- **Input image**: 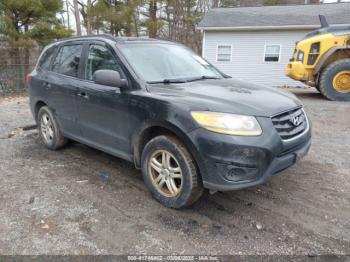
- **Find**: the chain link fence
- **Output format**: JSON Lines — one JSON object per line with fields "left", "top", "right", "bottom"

{"left": 0, "top": 48, "right": 40, "bottom": 96}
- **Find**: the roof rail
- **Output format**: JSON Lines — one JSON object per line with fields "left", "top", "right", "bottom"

{"left": 58, "top": 34, "right": 117, "bottom": 42}
{"left": 54, "top": 34, "right": 162, "bottom": 44}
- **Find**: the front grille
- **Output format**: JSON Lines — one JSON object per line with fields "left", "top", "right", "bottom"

{"left": 272, "top": 107, "right": 308, "bottom": 140}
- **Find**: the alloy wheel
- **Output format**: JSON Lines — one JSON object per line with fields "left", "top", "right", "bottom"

{"left": 148, "top": 150, "right": 183, "bottom": 197}
{"left": 40, "top": 113, "right": 54, "bottom": 144}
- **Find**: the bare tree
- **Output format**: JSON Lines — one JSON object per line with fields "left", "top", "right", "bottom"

{"left": 148, "top": 0, "right": 158, "bottom": 38}
{"left": 65, "top": 0, "right": 71, "bottom": 29}
{"left": 86, "top": 0, "right": 92, "bottom": 34}
{"left": 212, "top": 0, "right": 220, "bottom": 7}
{"left": 73, "top": 0, "right": 82, "bottom": 36}
{"left": 77, "top": 0, "right": 97, "bottom": 34}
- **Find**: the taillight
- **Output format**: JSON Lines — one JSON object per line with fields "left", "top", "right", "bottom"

{"left": 25, "top": 74, "right": 32, "bottom": 89}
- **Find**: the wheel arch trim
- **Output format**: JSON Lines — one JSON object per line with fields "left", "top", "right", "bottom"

{"left": 132, "top": 121, "right": 205, "bottom": 175}
{"left": 314, "top": 46, "right": 350, "bottom": 76}
{"left": 33, "top": 99, "right": 49, "bottom": 121}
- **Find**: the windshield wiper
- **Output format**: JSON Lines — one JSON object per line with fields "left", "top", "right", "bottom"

{"left": 147, "top": 78, "right": 188, "bottom": 84}
{"left": 185, "top": 75, "right": 221, "bottom": 82}
{"left": 147, "top": 76, "right": 221, "bottom": 84}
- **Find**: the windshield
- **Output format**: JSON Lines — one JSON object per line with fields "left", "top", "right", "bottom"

{"left": 119, "top": 43, "right": 224, "bottom": 83}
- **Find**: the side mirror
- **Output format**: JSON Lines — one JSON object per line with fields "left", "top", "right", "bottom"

{"left": 93, "top": 70, "right": 128, "bottom": 88}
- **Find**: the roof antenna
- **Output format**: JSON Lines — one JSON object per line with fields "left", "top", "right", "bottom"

{"left": 319, "top": 15, "right": 329, "bottom": 28}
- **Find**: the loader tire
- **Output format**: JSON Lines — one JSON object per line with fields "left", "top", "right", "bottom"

{"left": 319, "top": 59, "right": 350, "bottom": 101}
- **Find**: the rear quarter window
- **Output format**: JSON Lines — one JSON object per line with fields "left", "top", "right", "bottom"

{"left": 38, "top": 46, "right": 57, "bottom": 71}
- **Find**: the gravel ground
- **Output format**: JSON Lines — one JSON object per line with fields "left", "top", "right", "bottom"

{"left": 0, "top": 89, "right": 349, "bottom": 256}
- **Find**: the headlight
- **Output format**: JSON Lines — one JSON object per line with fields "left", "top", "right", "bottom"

{"left": 191, "top": 111, "right": 262, "bottom": 136}
{"left": 297, "top": 51, "right": 304, "bottom": 62}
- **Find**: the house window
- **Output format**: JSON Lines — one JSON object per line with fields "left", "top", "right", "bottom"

{"left": 217, "top": 45, "right": 232, "bottom": 62}
{"left": 264, "top": 45, "right": 281, "bottom": 62}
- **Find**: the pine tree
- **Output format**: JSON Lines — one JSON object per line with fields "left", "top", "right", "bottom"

{"left": 0, "top": 0, "right": 72, "bottom": 48}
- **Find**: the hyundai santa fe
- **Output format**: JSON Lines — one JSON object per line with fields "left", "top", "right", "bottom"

{"left": 28, "top": 35, "right": 312, "bottom": 208}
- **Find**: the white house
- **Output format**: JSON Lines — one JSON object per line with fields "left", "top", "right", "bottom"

{"left": 198, "top": 3, "right": 350, "bottom": 87}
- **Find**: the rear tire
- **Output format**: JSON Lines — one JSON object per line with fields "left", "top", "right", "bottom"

{"left": 319, "top": 59, "right": 350, "bottom": 101}
{"left": 37, "top": 106, "right": 67, "bottom": 150}
{"left": 141, "top": 135, "right": 203, "bottom": 209}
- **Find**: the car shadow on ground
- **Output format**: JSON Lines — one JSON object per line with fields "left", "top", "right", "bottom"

{"left": 24, "top": 132, "right": 286, "bottom": 226}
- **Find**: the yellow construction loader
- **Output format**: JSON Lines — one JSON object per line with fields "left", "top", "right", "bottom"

{"left": 286, "top": 15, "right": 350, "bottom": 101}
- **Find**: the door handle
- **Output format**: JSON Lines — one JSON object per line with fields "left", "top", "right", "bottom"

{"left": 77, "top": 92, "right": 89, "bottom": 100}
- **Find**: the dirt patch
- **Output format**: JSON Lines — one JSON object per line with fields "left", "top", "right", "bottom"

{"left": 0, "top": 89, "right": 349, "bottom": 255}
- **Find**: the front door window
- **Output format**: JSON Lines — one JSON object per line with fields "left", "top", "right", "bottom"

{"left": 85, "top": 45, "right": 124, "bottom": 81}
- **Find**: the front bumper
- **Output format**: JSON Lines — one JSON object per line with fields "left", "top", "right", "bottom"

{"left": 188, "top": 116, "right": 312, "bottom": 191}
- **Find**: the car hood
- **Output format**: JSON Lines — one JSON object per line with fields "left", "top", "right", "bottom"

{"left": 147, "top": 78, "right": 302, "bottom": 117}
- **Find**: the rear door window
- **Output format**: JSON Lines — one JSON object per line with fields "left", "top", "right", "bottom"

{"left": 52, "top": 44, "right": 83, "bottom": 77}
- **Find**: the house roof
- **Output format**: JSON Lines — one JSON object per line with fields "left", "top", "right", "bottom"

{"left": 198, "top": 3, "right": 350, "bottom": 31}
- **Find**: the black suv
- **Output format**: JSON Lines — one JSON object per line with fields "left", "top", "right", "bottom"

{"left": 28, "top": 35, "right": 311, "bottom": 208}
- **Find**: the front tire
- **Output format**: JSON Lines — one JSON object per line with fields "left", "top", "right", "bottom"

{"left": 319, "top": 59, "right": 350, "bottom": 101}
{"left": 141, "top": 135, "right": 203, "bottom": 209}
{"left": 37, "top": 106, "right": 67, "bottom": 150}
